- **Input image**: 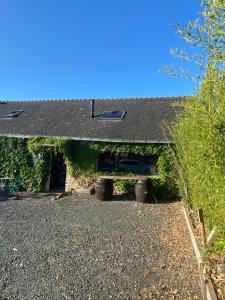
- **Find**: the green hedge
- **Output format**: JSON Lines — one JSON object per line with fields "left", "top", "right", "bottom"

{"left": 172, "top": 65, "right": 225, "bottom": 244}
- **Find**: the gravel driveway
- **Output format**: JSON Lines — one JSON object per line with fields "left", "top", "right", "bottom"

{"left": 0, "top": 194, "right": 201, "bottom": 300}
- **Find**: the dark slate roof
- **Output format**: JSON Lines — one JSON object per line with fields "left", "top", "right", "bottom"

{"left": 0, "top": 97, "right": 187, "bottom": 143}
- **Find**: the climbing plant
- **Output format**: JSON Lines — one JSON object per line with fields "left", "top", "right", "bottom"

{"left": 71, "top": 142, "right": 176, "bottom": 195}
{"left": 28, "top": 137, "right": 70, "bottom": 155}
{"left": 0, "top": 136, "right": 175, "bottom": 196}
{"left": 0, "top": 137, "right": 50, "bottom": 192}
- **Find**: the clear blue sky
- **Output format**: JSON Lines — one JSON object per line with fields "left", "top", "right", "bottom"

{"left": 0, "top": 0, "right": 201, "bottom": 100}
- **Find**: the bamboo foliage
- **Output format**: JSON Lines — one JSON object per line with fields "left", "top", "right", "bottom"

{"left": 172, "top": 66, "right": 225, "bottom": 238}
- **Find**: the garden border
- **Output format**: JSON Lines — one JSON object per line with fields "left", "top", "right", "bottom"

{"left": 183, "top": 204, "right": 218, "bottom": 300}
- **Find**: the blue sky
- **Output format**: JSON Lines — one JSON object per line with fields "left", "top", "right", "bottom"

{"left": 0, "top": 0, "right": 201, "bottom": 100}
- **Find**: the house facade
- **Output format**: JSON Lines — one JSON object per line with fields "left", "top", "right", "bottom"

{"left": 0, "top": 97, "right": 186, "bottom": 193}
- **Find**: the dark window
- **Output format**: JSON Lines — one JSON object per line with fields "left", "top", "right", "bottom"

{"left": 2, "top": 110, "right": 24, "bottom": 119}
{"left": 98, "top": 152, "right": 159, "bottom": 175}
{"left": 100, "top": 111, "right": 126, "bottom": 120}
{"left": 98, "top": 152, "right": 118, "bottom": 171}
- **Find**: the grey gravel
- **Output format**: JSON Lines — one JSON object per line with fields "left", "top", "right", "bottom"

{"left": 0, "top": 194, "right": 201, "bottom": 300}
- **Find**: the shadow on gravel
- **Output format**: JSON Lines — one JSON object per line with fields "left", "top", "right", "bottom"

{"left": 1, "top": 191, "right": 180, "bottom": 204}
{"left": 151, "top": 195, "right": 181, "bottom": 204}
{"left": 0, "top": 197, "right": 8, "bottom": 202}
{"left": 20, "top": 192, "right": 57, "bottom": 199}
{"left": 110, "top": 193, "right": 180, "bottom": 204}
{"left": 0, "top": 192, "right": 58, "bottom": 202}
{"left": 111, "top": 193, "right": 136, "bottom": 201}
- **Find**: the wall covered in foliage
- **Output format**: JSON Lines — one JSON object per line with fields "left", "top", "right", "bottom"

{"left": 0, "top": 137, "right": 50, "bottom": 192}
{"left": 0, "top": 136, "right": 175, "bottom": 196}
{"left": 67, "top": 142, "right": 175, "bottom": 195}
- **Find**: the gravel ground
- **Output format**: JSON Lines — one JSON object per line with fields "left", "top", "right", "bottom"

{"left": 0, "top": 193, "right": 201, "bottom": 300}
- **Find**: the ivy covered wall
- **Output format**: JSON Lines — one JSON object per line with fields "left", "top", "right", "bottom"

{"left": 0, "top": 137, "right": 50, "bottom": 192}
{"left": 66, "top": 141, "right": 175, "bottom": 195}
{"left": 0, "top": 136, "right": 175, "bottom": 196}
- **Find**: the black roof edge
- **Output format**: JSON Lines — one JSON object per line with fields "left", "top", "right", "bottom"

{"left": 0, "top": 133, "right": 173, "bottom": 144}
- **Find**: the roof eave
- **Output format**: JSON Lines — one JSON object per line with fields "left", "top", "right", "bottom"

{"left": 0, "top": 133, "right": 173, "bottom": 144}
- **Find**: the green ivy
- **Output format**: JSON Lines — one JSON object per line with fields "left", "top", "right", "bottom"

{"left": 28, "top": 137, "right": 70, "bottom": 155}
{"left": 70, "top": 142, "right": 176, "bottom": 195}
{"left": 67, "top": 142, "right": 98, "bottom": 177}
{"left": 90, "top": 142, "right": 165, "bottom": 156}
{"left": 0, "top": 136, "right": 175, "bottom": 196}
{"left": 90, "top": 142, "right": 175, "bottom": 183}
{"left": 0, "top": 137, "right": 50, "bottom": 192}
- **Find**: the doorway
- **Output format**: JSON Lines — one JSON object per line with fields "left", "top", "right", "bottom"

{"left": 50, "top": 152, "right": 66, "bottom": 191}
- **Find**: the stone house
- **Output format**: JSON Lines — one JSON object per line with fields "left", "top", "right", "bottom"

{"left": 0, "top": 97, "right": 186, "bottom": 192}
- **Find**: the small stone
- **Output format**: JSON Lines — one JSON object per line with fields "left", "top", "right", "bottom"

{"left": 217, "top": 263, "right": 225, "bottom": 274}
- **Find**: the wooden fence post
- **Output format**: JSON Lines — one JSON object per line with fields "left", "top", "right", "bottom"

{"left": 198, "top": 208, "right": 206, "bottom": 248}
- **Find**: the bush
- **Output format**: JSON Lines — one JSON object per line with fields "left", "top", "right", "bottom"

{"left": 172, "top": 65, "right": 225, "bottom": 238}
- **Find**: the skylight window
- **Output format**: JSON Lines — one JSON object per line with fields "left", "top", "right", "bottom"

{"left": 100, "top": 111, "right": 126, "bottom": 120}
{"left": 2, "top": 110, "right": 24, "bottom": 119}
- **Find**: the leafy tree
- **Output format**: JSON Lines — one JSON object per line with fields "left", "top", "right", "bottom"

{"left": 163, "top": 0, "right": 225, "bottom": 81}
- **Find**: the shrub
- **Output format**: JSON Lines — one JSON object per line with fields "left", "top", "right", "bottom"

{"left": 172, "top": 65, "right": 225, "bottom": 238}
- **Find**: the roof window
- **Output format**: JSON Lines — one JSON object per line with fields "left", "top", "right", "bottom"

{"left": 2, "top": 110, "right": 24, "bottom": 119}
{"left": 100, "top": 111, "right": 126, "bottom": 120}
